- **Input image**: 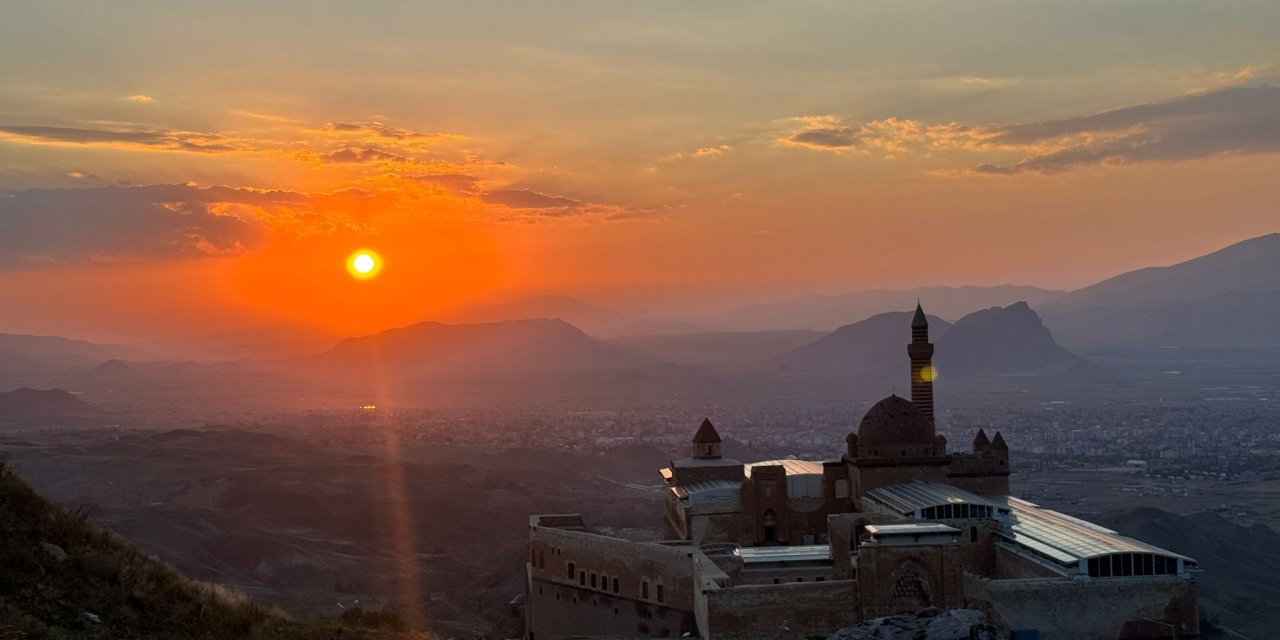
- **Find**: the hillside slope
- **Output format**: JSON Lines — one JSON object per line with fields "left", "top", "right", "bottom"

{"left": 0, "top": 460, "right": 422, "bottom": 639}
{"left": 1101, "top": 507, "right": 1279, "bottom": 640}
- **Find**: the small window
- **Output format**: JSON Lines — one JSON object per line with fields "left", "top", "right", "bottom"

{"left": 656, "top": 584, "right": 665, "bottom": 603}
{"left": 816, "top": 577, "right": 825, "bottom": 582}
{"left": 773, "top": 578, "right": 780, "bottom": 584}
{"left": 641, "top": 580, "right": 650, "bottom": 600}
{"left": 970, "top": 526, "right": 978, "bottom": 543}
{"left": 613, "top": 577, "right": 619, "bottom": 593}
{"left": 567, "top": 562, "right": 575, "bottom": 580}
{"left": 579, "top": 571, "right": 586, "bottom": 586}
{"left": 591, "top": 573, "right": 597, "bottom": 588}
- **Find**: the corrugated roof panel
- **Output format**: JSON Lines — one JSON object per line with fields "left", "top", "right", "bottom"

{"left": 997, "top": 496, "right": 1194, "bottom": 566}
{"left": 866, "top": 480, "right": 1002, "bottom": 515}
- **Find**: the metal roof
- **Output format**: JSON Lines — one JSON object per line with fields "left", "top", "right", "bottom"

{"left": 865, "top": 480, "right": 1004, "bottom": 515}
{"left": 671, "top": 478, "right": 742, "bottom": 513}
{"left": 866, "top": 523, "right": 959, "bottom": 536}
{"left": 745, "top": 459, "right": 827, "bottom": 499}
{"left": 998, "top": 496, "right": 1195, "bottom": 567}
{"left": 745, "top": 459, "right": 824, "bottom": 476}
{"left": 736, "top": 544, "right": 830, "bottom": 564}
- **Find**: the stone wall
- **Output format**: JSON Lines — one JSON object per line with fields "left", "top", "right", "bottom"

{"left": 849, "top": 457, "right": 951, "bottom": 496}
{"left": 527, "top": 578, "right": 696, "bottom": 639}
{"left": 527, "top": 521, "right": 700, "bottom": 638}
{"left": 857, "top": 542, "right": 964, "bottom": 618}
{"left": 993, "top": 543, "right": 1067, "bottom": 579}
{"left": 963, "top": 573, "right": 1199, "bottom": 640}
{"left": 700, "top": 580, "right": 861, "bottom": 640}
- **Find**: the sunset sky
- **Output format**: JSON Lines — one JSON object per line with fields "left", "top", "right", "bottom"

{"left": 2, "top": 1, "right": 1279, "bottom": 342}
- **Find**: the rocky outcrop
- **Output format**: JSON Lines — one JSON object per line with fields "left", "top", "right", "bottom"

{"left": 827, "top": 608, "right": 1001, "bottom": 640}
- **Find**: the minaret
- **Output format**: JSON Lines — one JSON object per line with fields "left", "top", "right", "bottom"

{"left": 907, "top": 302, "right": 935, "bottom": 423}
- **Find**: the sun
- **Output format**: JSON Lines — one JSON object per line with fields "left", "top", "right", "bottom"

{"left": 346, "top": 250, "right": 382, "bottom": 280}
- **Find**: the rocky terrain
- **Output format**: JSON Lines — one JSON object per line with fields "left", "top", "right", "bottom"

{"left": 825, "top": 609, "right": 1000, "bottom": 640}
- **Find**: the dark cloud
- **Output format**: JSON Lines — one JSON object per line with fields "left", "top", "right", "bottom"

{"left": 318, "top": 147, "right": 410, "bottom": 163}
{"left": 787, "top": 126, "right": 859, "bottom": 149}
{"left": 482, "top": 189, "right": 583, "bottom": 210}
{"left": 0, "top": 184, "right": 283, "bottom": 267}
{"left": 0, "top": 124, "right": 238, "bottom": 153}
{"left": 975, "top": 84, "right": 1280, "bottom": 174}
{"left": 410, "top": 173, "right": 482, "bottom": 194}
{"left": 323, "top": 121, "right": 425, "bottom": 140}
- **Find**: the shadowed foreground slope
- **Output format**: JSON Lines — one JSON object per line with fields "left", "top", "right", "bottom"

{"left": 0, "top": 460, "right": 424, "bottom": 640}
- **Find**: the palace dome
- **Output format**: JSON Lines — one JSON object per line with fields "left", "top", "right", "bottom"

{"left": 857, "top": 395, "right": 935, "bottom": 446}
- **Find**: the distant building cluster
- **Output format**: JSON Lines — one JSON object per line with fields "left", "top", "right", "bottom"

{"left": 523, "top": 307, "right": 1199, "bottom": 640}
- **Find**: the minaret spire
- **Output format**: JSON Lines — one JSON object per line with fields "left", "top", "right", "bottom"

{"left": 907, "top": 303, "right": 935, "bottom": 423}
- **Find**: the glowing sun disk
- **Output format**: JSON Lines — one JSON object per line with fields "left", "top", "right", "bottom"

{"left": 346, "top": 250, "right": 382, "bottom": 280}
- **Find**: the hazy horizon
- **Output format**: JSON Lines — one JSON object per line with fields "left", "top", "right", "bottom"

{"left": 3, "top": 2, "right": 1279, "bottom": 342}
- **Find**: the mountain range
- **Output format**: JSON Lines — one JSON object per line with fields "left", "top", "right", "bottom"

{"left": 1039, "top": 232, "right": 1280, "bottom": 349}
{"left": 2, "top": 231, "right": 1278, "bottom": 404}
{"left": 704, "top": 285, "right": 1065, "bottom": 332}
{"left": 312, "top": 317, "right": 646, "bottom": 376}
{"left": 773, "top": 302, "right": 1087, "bottom": 379}
{"left": 434, "top": 294, "right": 700, "bottom": 338}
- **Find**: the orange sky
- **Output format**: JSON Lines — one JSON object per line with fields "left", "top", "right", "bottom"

{"left": 1, "top": 3, "right": 1278, "bottom": 342}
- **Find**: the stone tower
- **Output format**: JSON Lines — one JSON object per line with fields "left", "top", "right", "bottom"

{"left": 908, "top": 303, "right": 935, "bottom": 423}
{"left": 692, "top": 417, "right": 722, "bottom": 460}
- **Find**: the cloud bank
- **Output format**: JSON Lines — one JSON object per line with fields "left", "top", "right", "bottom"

{"left": 780, "top": 84, "right": 1280, "bottom": 174}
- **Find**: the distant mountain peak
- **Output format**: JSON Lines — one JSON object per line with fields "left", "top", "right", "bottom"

{"left": 0, "top": 387, "right": 104, "bottom": 424}
{"left": 1041, "top": 231, "right": 1280, "bottom": 348}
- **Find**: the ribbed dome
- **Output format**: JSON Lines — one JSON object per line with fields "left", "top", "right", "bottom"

{"left": 857, "top": 395, "right": 935, "bottom": 446}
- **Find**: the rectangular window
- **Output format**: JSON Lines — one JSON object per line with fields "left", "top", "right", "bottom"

{"left": 641, "top": 580, "right": 650, "bottom": 600}
{"left": 656, "top": 584, "right": 664, "bottom": 603}
{"left": 613, "top": 577, "right": 620, "bottom": 593}
{"left": 579, "top": 570, "right": 586, "bottom": 586}
{"left": 567, "top": 562, "right": 575, "bottom": 580}
{"left": 591, "top": 573, "right": 597, "bottom": 588}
